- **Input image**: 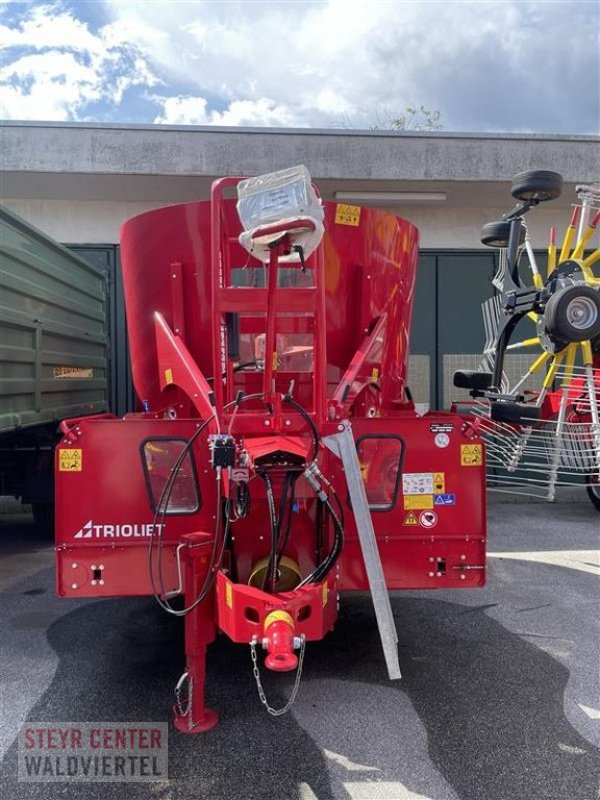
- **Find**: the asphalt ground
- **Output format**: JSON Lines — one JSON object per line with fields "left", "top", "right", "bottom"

{"left": 0, "top": 499, "right": 599, "bottom": 800}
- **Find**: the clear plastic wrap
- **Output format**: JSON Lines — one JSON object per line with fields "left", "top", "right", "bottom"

{"left": 236, "top": 165, "right": 323, "bottom": 231}
{"left": 236, "top": 165, "right": 324, "bottom": 263}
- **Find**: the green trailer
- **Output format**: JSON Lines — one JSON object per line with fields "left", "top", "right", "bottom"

{"left": 0, "top": 205, "right": 108, "bottom": 529}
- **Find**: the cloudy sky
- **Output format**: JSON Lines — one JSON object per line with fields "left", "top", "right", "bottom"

{"left": 0, "top": 0, "right": 598, "bottom": 133}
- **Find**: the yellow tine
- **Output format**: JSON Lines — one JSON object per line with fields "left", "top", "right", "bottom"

{"left": 529, "top": 351, "right": 552, "bottom": 375}
{"left": 581, "top": 340, "right": 593, "bottom": 366}
{"left": 582, "top": 247, "right": 600, "bottom": 270}
{"left": 572, "top": 210, "right": 600, "bottom": 260}
{"left": 543, "top": 352, "right": 563, "bottom": 389}
{"left": 506, "top": 337, "right": 541, "bottom": 350}
{"left": 562, "top": 343, "right": 576, "bottom": 386}
{"left": 547, "top": 226, "right": 556, "bottom": 276}
{"left": 559, "top": 206, "right": 580, "bottom": 263}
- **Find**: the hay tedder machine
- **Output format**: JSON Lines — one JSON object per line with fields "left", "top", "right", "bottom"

{"left": 55, "top": 167, "right": 486, "bottom": 732}
{"left": 453, "top": 172, "right": 600, "bottom": 508}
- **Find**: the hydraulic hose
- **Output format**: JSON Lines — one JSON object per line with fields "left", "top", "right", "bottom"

{"left": 148, "top": 414, "right": 233, "bottom": 617}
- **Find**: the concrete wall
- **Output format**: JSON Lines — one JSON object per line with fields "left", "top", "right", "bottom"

{"left": 2, "top": 123, "right": 597, "bottom": 182}
{"left": 0, "top": 197, "right": 580, "bottom": 250}
{"left": 2, "top": 124, "right": 597, "bottom": 413}
{"left": 1, "top": 123, "right": 598, "bottom": 247}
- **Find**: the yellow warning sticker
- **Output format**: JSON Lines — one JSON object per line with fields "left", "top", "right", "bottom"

{"left": 461, "top": 443, "right": 483, "bottom": 466}
{"left": 164, "top": 368, "right": 173, "bottom": 385}
{"left": 53, "top": 367, "right": 93, "bottom": 379}
{"left": 322, "top": 581, "right": 329, "bottom": 607}
{"left": 335, "top": 203, "right": 361, "bottom": 227}
{"left": 433, "top": 472, "right": 445, "bottom": 494}
{"left": 404, "top": 494, "right": 434, "bottom": 510}
{"left": 371, "top": 367, "right": 379, "bottom": 382}
{"left": 226, "top": 581, "right": 233, "bottom": 609}
{"left": 403, "top": 511, "right": 419, "bottom": 526}
{"left": 58, "top": 449, "right": 82, "bottom": 472}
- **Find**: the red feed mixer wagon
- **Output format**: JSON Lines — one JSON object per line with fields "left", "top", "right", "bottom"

{"left": 54, "top": 167, "right": 486, "bottom": 732}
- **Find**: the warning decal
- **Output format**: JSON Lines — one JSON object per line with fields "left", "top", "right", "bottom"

{"left": 335, "top": 204, "right": 361, "bottom": 226}
{"left": 433, "top": 472, "right": 445, "bottom": 493}
{"left": 402, "top": 473, "right": 433, "bottom": 494}
{"left": 461, "top": 443, "right": 483, "bottom": 466}
{"left": 403, "top": 511, "right": 419, "bottom": 526}
{"left": 58, "top": 449, "right": 82, "bottom": 472}
{"left": 419, "top": 510, "right": 438, "bottom": 528}
{"left": 164, "top": 368, "right": 173, "bottom": 385}
{"left": 434, "top": 493, "right": 456, "bottom": 506}
{"left": 404, "top": 494, "right": 433, "bottom": 510}
{"left": 53, "top": 367, "right": 93, "bottom": 379}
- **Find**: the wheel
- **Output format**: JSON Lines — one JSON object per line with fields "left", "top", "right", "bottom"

{"left": 480, "top": 219, "right": 526, "bottom": 248}
{"left": 32, "top": 503, "right": 55, "bottom": 536}
{"left": 585, "top": 478, "right": 600, "bottom": 511}
{"left": 544, "top": 285, "right": 600, "bottom": 343}
{"left": 511, "top": 170, "right": 563, "bottom": 202}
{"left": 476, "top": 183, "right": 600, "bottom": 502}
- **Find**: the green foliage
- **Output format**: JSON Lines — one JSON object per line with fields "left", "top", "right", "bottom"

{"left": 371, "top": 105, "right": 443, "bottom": 132}
{"left": 334, "top": 105, "right": 443, "bottom": 132}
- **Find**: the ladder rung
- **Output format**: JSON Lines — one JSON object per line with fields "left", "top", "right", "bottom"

{"left": 217, "top": 287, "right": 317, "bottom": 313}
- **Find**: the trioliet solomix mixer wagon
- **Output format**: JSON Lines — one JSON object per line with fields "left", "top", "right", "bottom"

{"left": 54, "top": 167, "right": 486, "bottom": 732}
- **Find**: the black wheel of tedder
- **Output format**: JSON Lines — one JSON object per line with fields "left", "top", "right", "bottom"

{"left": 586, "top": 478, "right": 600, "bottom": 511}
{"left": 511, "top": 170, "right": 563, "bottom": 202}
{"left": 480, "top": 219, "right": 526, "bottom": 248}
{"left": 544, "top": 285, "right": 600, "bottom": 343}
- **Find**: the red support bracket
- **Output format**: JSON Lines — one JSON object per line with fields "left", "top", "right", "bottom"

{"left": 173, "top": 532, "right": 219, "bottom": 734}
{"left": 154, "top": 312, "right": 217, "bottom": 430}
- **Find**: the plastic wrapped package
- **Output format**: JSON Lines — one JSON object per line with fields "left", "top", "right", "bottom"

{"left": 236, "top": 165, "right": 324, "bottom": 263}
{"left": 237, "top": 165, "right": 322, "bottom": 229}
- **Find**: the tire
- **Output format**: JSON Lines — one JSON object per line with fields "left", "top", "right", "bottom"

{"left": 32, "top": 503, "right": 55, "bottom": 536}
{"left": 585, "top": 479, "right": 600, "bottom": 511}
{"left": 511, "top": 170, "right": 563, "bottom": 202}
{"left": 544, "top": 285, "right": 600, "bottom": 343}
{"left": 480, "top": 219, "right": 525, "bottom": 248}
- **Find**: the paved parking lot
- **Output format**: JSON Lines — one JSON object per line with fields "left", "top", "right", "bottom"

{"left": 1, "top": 499, "right": 599, "bottom": 800}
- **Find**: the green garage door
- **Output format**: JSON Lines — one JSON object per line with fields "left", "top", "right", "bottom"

{"left": 67, "top": 245, "right": 135, "bottom": 417}
{"left": 408, "top": 251, "right": 497, "bottom": 409}
{"left": 65, "top": 246, "right": 513, "bottom": 414}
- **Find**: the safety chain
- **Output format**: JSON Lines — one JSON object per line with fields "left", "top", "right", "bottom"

{"left": 250, "top": 635, "right": 306, "bottom": 716}
{"left": 174, "top": 671, "right": 194, "bottom": 730}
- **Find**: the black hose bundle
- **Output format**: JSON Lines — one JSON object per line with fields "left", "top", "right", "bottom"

{"left": 298, "top": 494, "right": 344, "bottom": 587}
{"left": 148, "top": 415, "right": 232, "bottom": 617}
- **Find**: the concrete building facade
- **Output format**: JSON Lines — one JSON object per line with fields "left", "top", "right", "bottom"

{"left": 1, "top": 122, "right": 598, "bottom": 410}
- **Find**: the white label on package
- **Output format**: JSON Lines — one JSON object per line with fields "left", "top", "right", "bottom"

{"left": 402, "top": 473, "right": 434, "bottom": 495}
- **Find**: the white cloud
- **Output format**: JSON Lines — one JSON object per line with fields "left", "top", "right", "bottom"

{"left": 1, "top": 2, "right": 103, "bottom": 51}
{"left": 0, "top": 0, "right": 597, "bottom": 131}
{"left": 153, "top": 94, "right": 300, "bottom": 127}
{"left": 2, "top": 50, "right": 100, "bottom": 120}
{"left": 0, "top": 2, "right": 159, "bottom": 121}
{"left": 104, "top": 0, "right": 598, "bottom": 133}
